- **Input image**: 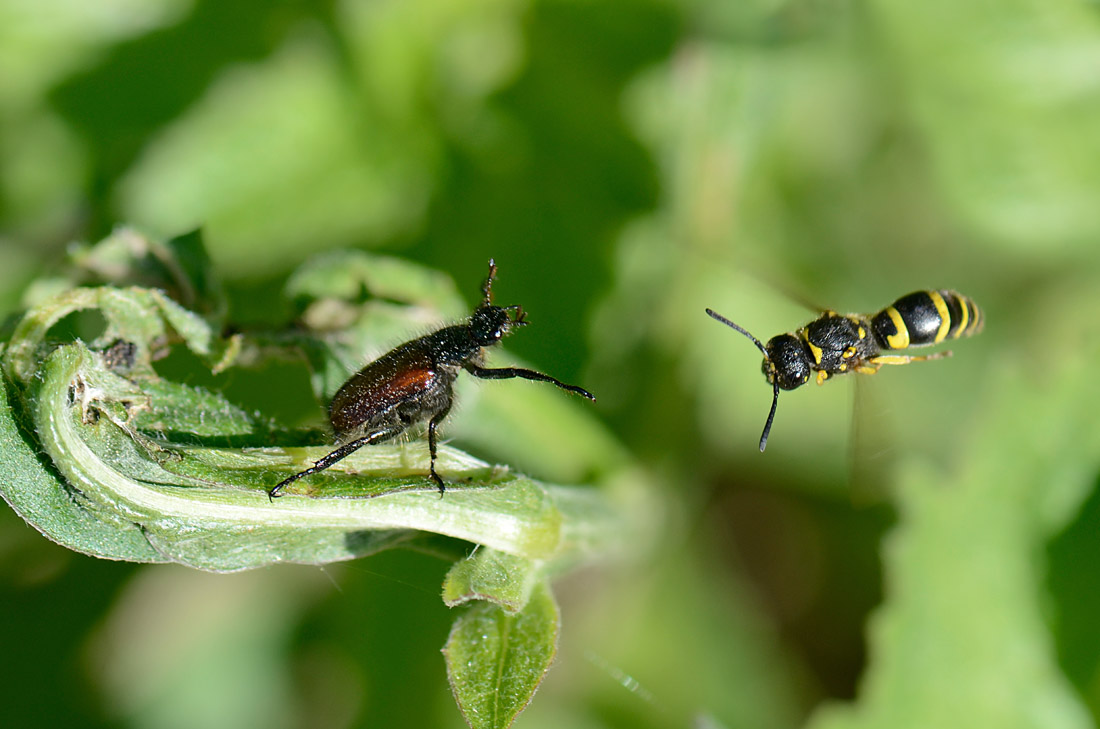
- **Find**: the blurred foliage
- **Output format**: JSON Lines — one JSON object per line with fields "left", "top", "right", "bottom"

{"left": 2, "top": 0, "right": 1100, "bottom": 728}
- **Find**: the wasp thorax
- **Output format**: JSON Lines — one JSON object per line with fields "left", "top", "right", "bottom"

{"left": 764, "top": 334, "right": 811, "bottom": 391}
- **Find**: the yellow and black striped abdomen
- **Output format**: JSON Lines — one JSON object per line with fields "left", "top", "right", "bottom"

{"left": 871, "top": 290, "right": 982, "bottom": 351}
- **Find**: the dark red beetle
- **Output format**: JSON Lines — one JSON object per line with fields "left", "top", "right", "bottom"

{"left": 269, "top": 260, "right": 595, "bottom": 499}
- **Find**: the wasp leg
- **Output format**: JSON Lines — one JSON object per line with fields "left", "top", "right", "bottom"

{"left": 463, "top": 363, "right": 595, "bottom": 400}
{"left": 868, "top": 351, "right": 953, "bottom": 367}
{"left": 816, "top": 370, "right": 830, "bottom": 386}
{"left": 427, "top": 405, "right": 452, "bottom": 496}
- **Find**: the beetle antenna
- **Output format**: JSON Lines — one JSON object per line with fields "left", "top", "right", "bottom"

{"left": 705, "top": 308, "right": 781, "bottom": 452}
{"left": 503, "top": 304, "right": 527, "bottom": 326}
{"left": 482, "top": 259, "right": 498, "bottom": 306}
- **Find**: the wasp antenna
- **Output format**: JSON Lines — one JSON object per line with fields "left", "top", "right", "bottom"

{"left": 706, "top": 308, "right": 780, "bottom": 453}
{"left": 482, "top": 259, "right": 498, "bottom": 305}
{"left": 759, "top": 380, "right": 780, "bottom": 452}
{"left": 705, "top": 308, "right": 768, "bottom": 358}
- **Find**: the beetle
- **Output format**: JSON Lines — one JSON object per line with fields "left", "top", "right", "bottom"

{"left": 706, "top": 289, "right": 983, "bottom": 452}
{"left": 268, "top": 259, "right": 595, "bottom": 499}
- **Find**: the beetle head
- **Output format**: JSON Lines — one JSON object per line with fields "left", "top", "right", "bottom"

{"left": 471, "top": 259, "right": 527, "bottom": 346}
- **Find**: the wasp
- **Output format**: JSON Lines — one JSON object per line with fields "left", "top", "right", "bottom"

{"left": 269, "top": 260, "right": 595, "bottom": 499}
{"left": 706, "top": 289, "right": 983, "bottom": 451}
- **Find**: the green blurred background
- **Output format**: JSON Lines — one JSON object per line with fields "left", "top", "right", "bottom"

{"left": 3, "top": 0, "right": 1100, "bottom": 728}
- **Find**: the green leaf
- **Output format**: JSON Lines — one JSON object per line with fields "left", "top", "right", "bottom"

{"left": 285, "top": 248, "right": 466, "bottom": 317}
{"left": 443, "top": 548, "right": 540, "bottom": 614}
{"left": 0, "top": 345, "right": 164, "bottom": 564}
{"left": 4, "top": 285, "right": 214, "bottom": 386}
{"left": 24, "top": 228, "right": 226, "bottom": 322}
{"left": 17, "top": 337, "right": 578, "bottom": 571}
{"left": 444, "top": 580, "right": 560, "bottom": 729}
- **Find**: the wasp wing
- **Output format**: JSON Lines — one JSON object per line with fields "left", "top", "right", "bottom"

{"left": 848, "top": 373, "right": 897, "bottom": 505}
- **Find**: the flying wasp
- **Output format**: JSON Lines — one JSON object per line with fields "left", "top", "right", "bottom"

{"left": 706, "top": 289, "right": 983, "bottom": 452}
{"left": 269, "top": 260, "right": 595, "bottom": 499}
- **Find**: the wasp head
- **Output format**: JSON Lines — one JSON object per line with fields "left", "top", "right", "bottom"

{"left": 763, "top": 334, "right": 812, "bottom": 391}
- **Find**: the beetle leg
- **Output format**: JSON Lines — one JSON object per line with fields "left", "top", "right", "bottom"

{"left": 463, "top": 363, "right": 595, "bottom": 400}
{"left": 427, "top": 405, "right": 452, "bottom": 496}
{"left": 269, "top": 431, "right": 388, "bottom": 500}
